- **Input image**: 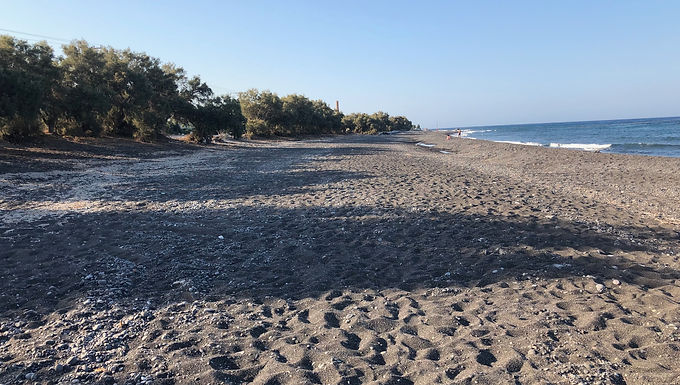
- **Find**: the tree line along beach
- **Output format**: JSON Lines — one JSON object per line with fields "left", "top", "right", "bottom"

{"left": 1, "top": 131, "right": 680, "bottom": 385}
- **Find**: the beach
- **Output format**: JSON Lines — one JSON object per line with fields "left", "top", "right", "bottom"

{"left": 1, "top": 132, "right": 680, "bottom": 385}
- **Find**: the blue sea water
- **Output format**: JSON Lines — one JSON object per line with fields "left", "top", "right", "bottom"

{"left": 445, "top": 117, "right": 680, "bottom": 157}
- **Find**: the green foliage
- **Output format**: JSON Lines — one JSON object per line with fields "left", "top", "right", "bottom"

{"left": 174, "top": 76, "right": 246, "bottom": 142}
{"left": 340, "top": 112, "right": 414, "bottom": 134}
{"left": 279, "top": 94, "right": 342, "bottom": 135}
{"left": 0, "top": 35, "right": 247, "bottom": 143}
{"left": 54, "top": 40, "right": 111, "bottom": 136}
{"left": 281, "top": 94, "right": 314, "bottom": 135}
{"left": 54, "top": 43, "right": 182, "bottom": 139}
{"left": 0, "top": 36, "right": 57, "bottom": 141}
{"left": 244, "top": 118, "right": 269, "bottom": 139}
{"left": 239, "top": 89, "right": 346, "bottom": 137}
{"left": 310, "top": 99, "right": 343, "bottom": 134}
{"left": 238, "top": 89, "right": 284, "bottom": 136}
{"left": 0, "top": 35, "right": 416, "bottom": 143}
{"left": 188, "top": 96, "right": 245, "bottom": 143}
{"left": 389, "top": 115, "right": 415, "bottom": 131}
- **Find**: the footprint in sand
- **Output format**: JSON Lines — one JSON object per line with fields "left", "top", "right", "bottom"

{"left": 209, "top": 356, "right": 239, "bottom": 370}
{"left": 368, "top": 352, "right": 386, "bottom": 365}
{"left": 363, "top": 336, "right": 388, "bottom": 365}
{"left": 366, "top": 337, "right": 388, "bottom": 352}
{"left": 325, "top": 290, "right": 343, "bottom": 301}
{"left": 295, "top": 356, "right": 314, "bottom": 370}
{"left": 455, "top": 316, "right": 470, "bottom": 327}
{"left": 475, "top": 349, "right": 497, "bottom": 366}
{"left": 362, "top": 317, "right": 398, "bottom": 333}
{"left": 505, "top": 356, "right": 524, "bottom": 373}
{"left": 297, "top": 309, "right": 310, "bottom": 323}
{"left": 445, "top": 365, "right": 465, "bottom": 380}
{"left": 340, "top": 331, "right": 361, "bottom": 350}
{"left": 249, "top": 324, "right": 268, "bottom": 338}
{"left": 422, "top": 348, "right": 440, "bottom": 361}
{"left": 165, "top": 340, "right": 194, "bottom": 352}
{"left": 331, "top": 298, "right": 354, "bottom": 311}
{"left": 324, "top": 312, "right": 340, "bottom": 328}
{"left": 378, "top": 376, "right": 414, "bottom": 385}
{"left": 436, "top": 326, "right": 457, "bottom": 336}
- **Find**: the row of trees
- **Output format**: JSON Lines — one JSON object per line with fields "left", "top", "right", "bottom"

{"left": 1, "top": 36, "right": 415, "bottom": 143}
{"left": 0, "top": 36, "right": 244, "bottom": 142}
{"left": 238, "top": 89, "right": 414, "bottom": 137}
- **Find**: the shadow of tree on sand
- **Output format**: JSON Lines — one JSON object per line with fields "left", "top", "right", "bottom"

{"left": 0, "top": 136, "right": 205, "bottom": 173}
{"left": 2, "top": 203, "right": 678, "bottom": 319}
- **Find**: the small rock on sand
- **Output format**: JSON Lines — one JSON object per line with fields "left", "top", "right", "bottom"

{"left": 595, "top": 283, "right": 606, "bottom": 293}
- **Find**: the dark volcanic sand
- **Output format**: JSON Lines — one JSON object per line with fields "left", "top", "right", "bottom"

{"left": 1, "top": 133, "right": 680, "bottom": 385}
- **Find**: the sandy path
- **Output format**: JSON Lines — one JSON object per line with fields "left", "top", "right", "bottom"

{"left": 1, "top": 133, "right": 679, "bottom": 385}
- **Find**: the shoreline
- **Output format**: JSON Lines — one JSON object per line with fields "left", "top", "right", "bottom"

{"left": 429, "top": 117, "right": 680, "bottom": 158}
{"left": 428, "top": 129, "right": 620, "bottom": 155}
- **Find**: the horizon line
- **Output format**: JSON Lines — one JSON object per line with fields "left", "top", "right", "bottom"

{"left": 435, "top": 115, "right": 680, "bottom": 130}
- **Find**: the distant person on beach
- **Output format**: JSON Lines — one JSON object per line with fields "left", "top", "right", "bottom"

{"left": 457, "top": 129, "right": 462, "bottom": 137}
{"left": 446, "top": 134, "right": 451, "bottom": 140}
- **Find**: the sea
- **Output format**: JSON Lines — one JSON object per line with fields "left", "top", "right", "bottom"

{"left": 445, "top": 116, "right": 680, "bottom": 157}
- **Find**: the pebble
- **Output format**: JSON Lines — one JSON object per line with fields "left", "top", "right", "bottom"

{"left": 67, "top": 356, "right": 79, "bottom": 366}
{"left": 24, "top": 372, "right": 36, "bottom": 380}
{"left": 612, "top": 279, "right": 621, "bottom": 285}
{"left": 595, "top": 284, "right": 605, "bottom": 293}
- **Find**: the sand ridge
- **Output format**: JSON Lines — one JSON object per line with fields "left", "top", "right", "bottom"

{"left": 1, "top": 133, "right": 680, "bottom": 384}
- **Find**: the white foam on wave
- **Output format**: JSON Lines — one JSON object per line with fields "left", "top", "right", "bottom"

{"left": 460, "top": 129, "right": 494, "bottom": 138}
{"left": 549, "top": 143, "right": 612, "bottom": 151}
{"left": 416, "top": 142, "right": 435, "bottom": 147}
{"left": 464, "top": 129, "right": 494, "bottom": 134}
{"left": 497, "top": 140, "right": 543, "bottom": 146}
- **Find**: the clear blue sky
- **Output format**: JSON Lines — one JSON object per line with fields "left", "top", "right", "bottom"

{"left": 2, "top": 1, "right": 679, "bottom": 128}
